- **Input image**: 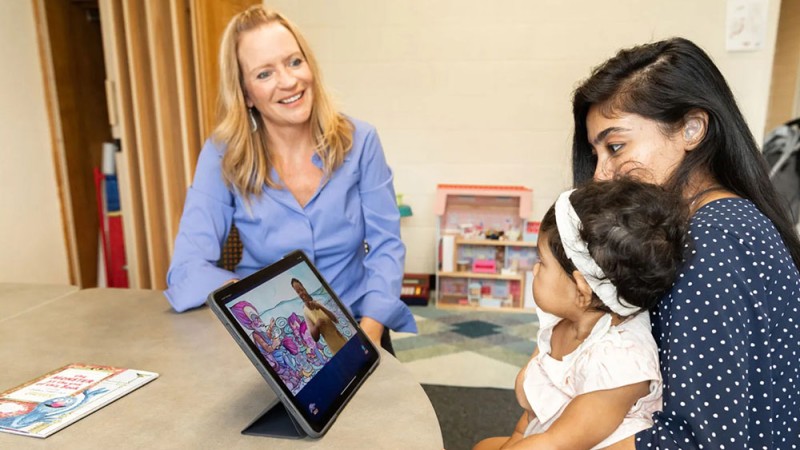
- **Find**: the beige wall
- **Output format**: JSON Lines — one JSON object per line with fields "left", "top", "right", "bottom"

{"left": 269, "top": 0, "right": 782, "bottom": 274}
{"left": 0, "top": 1, "right": 69, "bottom": 284}
{"left": 1, "top": 1, "right": 782, "bottom": 282}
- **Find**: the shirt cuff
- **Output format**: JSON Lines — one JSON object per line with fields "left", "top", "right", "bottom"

{"left": 164, "top": 266, "right": 236, "bottom": 312}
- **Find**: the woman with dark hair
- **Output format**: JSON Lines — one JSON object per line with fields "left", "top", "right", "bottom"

{"left": 571, "top": 37, "right": 800, "bottom": 449}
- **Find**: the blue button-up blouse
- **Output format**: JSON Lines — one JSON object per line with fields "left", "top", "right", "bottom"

{"left": 164, "top": 118, "right": 417, "bottom": 333}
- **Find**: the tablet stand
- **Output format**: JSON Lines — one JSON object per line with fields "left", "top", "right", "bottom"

{"left": 242, "top": 400, "right": 307, "bottom": 439}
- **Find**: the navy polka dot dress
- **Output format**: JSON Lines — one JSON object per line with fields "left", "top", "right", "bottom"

{"left": 635, "top": 199, "right": 800, "bottom": 449}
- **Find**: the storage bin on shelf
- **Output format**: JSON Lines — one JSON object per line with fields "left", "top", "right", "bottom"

{"left": 434, "top": 184, "right": 538, "bottom": 311}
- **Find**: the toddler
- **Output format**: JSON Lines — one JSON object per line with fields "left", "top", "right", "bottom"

{"left": 474, "top": 178, "right": 687, "bottom": 450}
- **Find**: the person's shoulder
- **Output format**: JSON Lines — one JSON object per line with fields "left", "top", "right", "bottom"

{"left": 577, "top": 315, "right": 655, "bottom": 361}
{"left": 692, "top": 198, "right": 780, "bottom": 250}
{"left": 339, "top": 115, "right": 384, "bottom": 167}
{"left": 195, "top": 137, "right": 228, "bottom": 167}
{"left": 693, "top": 198, "right": 765, "bottom": 229}
{"left": 343, "top": 115, "right": 380, "bottom": 149}
{"left": 614, "top": 314, "right": 657, "bottom": 350}
{"left": 574, "top": 317, "right": 659, "bottom": 389}
{"left": 616, "top": 312, "right": 652, "bottom": 334}
{"left": 200, "top": 136, "right": 227, "bottom": 156}
{"left": 344, "top": 115, "right": 377, "bottom": 135}
{"left": 191, "top": 137, "right": 231, "bottom": 184}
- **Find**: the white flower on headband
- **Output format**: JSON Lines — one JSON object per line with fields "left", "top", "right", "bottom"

{"left": 554, "top": 189, "right": 640, "bottom": 316}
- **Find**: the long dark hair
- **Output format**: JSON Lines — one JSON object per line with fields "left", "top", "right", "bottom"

{"left": 571, "top": 37, "right": 800, "bottom": 269}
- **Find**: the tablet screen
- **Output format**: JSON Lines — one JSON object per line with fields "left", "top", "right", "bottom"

{"left": 211, "top": 251, "right": 379, "bottom": 434}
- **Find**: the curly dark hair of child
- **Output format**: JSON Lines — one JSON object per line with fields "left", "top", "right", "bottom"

{"left": 540, "top": 178, "right": 689, "bottom": 314}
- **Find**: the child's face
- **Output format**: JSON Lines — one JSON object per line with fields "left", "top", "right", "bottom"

{"left": 532, "top": 233, "right": 580, "bottom": 318}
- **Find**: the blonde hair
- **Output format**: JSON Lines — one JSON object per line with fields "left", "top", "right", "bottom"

{"left": 213, "top": 5, "right": 353, "bottom": 199}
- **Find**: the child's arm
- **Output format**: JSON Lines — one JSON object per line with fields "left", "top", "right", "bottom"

{"left": 514, "top": 347, "right": 539, "bottom": 414}
{"left": 499, "top": 348, "right": 539, "bottom": 449}
{"left": 513, "top": 364, "right": 536, "bottom": 422}
{"left": 501, "top": 381, "right": 649, "bottom": 450}
{"left": 498, "top": 412, "right": 531, "bottom": 449}
{"left": 472, "top": 412, "right": 531, "bottom": 450}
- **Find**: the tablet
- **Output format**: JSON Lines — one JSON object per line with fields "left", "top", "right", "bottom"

{"left": 206, "top": 250, "right": 381, "bottom": 438}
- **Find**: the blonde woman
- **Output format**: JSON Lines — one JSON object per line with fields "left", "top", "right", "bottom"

{"left": 165, "top": 6, "right": 415, "bottom": 351}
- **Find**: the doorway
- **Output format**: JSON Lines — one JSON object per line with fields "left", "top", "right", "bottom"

{"left": 33, "top": 0, "right": 111, "bottom": 287}
{"left": 765, "top": 0, "right": 800, "bottom": 134}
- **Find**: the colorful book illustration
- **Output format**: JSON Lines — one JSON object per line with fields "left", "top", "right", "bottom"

{"left": 0, "top": 363, "right": 158, "bottom": 438}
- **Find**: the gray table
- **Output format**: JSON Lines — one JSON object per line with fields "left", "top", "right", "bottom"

{"left": 0, "top": 287, "right": 443, "bottom": 449}
{"left": 0, "top": 282, "right": 78, "bottom": 323}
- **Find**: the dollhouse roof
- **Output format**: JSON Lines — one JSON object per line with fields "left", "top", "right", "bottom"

{"left": 434, "top": 184, "right": 532, "bottom": 218}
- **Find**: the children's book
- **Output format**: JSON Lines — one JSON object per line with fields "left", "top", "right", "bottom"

{"left": 0, "top": 363, "right": 158, "bottom": 438}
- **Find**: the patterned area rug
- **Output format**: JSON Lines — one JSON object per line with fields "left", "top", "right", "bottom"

{"left": 391, "top": 303, "right": 539, "bottom": 389}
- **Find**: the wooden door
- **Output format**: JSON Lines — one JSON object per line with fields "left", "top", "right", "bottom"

{"left": 38, "top": 0, "right": 259, "bottom": 290}
{"left": 96, "top": 0, "right": 257, "bottom": 289}
{"left": 191, "top": 0, "right": 261, "bottom": 141}
{"left": 33, "top": 0, "right": 111, "bottom": 287}
{"left": 766, "top": 0, "right": 800, "bottom": 133}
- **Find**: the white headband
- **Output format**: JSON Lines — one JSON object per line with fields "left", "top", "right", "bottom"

{"left": 553, "top": 189, "right": 640, "bottom": 316}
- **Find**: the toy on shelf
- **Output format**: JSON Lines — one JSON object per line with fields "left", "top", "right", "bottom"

{"left": 396, "top": 193, "right": 413, "bottom": 218}
{"left": 434, "top": 184, "right": 538, "bottom": 311}
{"left": 471, "top": 259, "right": 497, "bottom": 273}
{"left": 523, "top": 220, "right": 540, "bottom": 242}
{"left": 400, "top": 273, "right": 430, "bottom": 306}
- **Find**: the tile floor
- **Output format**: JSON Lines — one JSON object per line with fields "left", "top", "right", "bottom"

{"left": 390, "top": 303, "right": 539, "bottom": 389}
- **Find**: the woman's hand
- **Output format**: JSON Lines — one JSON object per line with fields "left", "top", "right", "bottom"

{"left": 359, "top": 317, "right": 385, "bottom": 347}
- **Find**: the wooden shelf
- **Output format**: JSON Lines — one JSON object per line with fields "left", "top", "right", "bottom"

{"left": 455, "top": 238, "right": 537, "bottom": 247}
{"left": 435, "top": 301, "right": 532, "bottom": 313}
{"left": 438, "top": 271, "right": 524, "bottom": 281}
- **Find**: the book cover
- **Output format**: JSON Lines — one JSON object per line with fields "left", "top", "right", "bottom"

{"left": 0, "top": 363, "right": 158, "bottom": 438}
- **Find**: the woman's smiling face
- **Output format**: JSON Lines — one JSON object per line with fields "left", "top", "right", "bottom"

{"left": 238, "top": 22, "right": 314, "bottom": 131}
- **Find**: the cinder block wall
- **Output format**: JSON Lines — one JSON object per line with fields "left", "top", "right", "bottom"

{"left": 0, "top": 1, "right": 69, "bottom": 284}
{"left": 267, "top": 0, "right": 780, "bottom": 274}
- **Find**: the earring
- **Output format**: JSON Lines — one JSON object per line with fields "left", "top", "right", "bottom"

{"left": 249, "top": 108, "right": 258, "bottom": 133}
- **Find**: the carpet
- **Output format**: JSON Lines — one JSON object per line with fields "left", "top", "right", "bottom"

{"left": 392, "top": 304, "right": 539, "bottom": 389}
{"left": 422, "top": 384, "right": 521, "bottom": 450}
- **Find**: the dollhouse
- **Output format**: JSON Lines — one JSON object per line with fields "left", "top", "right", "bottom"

{"left": 434, "top": 184, "right": 538, "bottom": 311}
